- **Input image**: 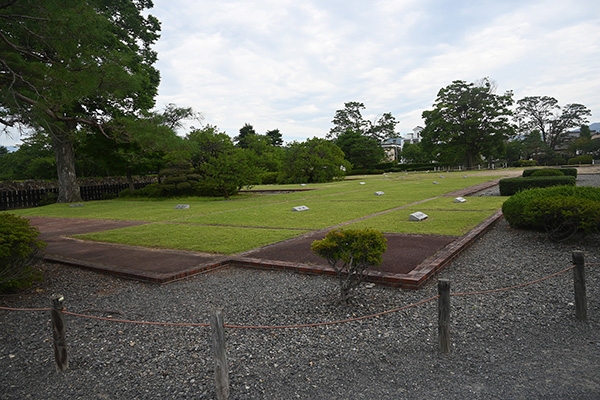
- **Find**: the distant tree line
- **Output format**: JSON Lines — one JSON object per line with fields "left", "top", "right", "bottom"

{"left": 0, "top": 0, "right": 595, "bottom": 201}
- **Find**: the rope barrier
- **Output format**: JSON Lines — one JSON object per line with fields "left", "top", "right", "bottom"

{"left": 451, "top": 265, "right": 576, "bottom": 296}
{"left": 0, "top": 262, "right": 596, "bottom": 329}
{"left": 0, "top": 306, "right": 51, "bottom": 312}
{"left": 61, "top": 311, "right": 210, "bottom": 327}
{"left": 223, "top": 295, "right": 440, "bottom": 329}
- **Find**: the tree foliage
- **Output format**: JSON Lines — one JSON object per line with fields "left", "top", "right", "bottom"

{"left": 334, "top": 130, "right": 384, "bottom": 169}
{"left": 0, "top": 213, "right": 45, "bottom": 293}
{"left": 328, "top": 102, "right": 398, "bottom": 143}
{"left": 279, "top": 138, "right": 350, "bottom": 184}
{"left": 187, "top": 125, "right": 261, "bottom": 198}
{"left": 515, "top": 96, "right": 591, "bottom": 151}
{"left": 421, "top": 78, "right": 514, "bottom": 169}
{"left": 234, "top": 123, "right": 258, "bottom": 148}
{"left": 265, "top": 129, "right": 283, "bottom": 146}
{"left": 311, "top": 229, "right": 387, "bottom": 303}
{"left": 0, "top": 0, "right": 161, "bottom": 202}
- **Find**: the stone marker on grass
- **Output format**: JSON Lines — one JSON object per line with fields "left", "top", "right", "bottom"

{"left": 69, "top": 204, "right": 84, "bottom": 207}
{"left": 175, "top": 204, "right": 190, "bottom": 209}
{"left": 454, "top": 197, "right": 467, "bottom": 203}
{"left": 409, "top": 212, "right": 428, "bottom": 221}
{"left": 360, "top": 182, "right": 366, "bottom": 185}
{"left": 433, "top": 181, "right": 439, "bottom": 184}
{"left": 375, "top": 191, "right": 385, "bottom": 196}
{"left": 292, "top": 205, "right": 309, "bottom": 212}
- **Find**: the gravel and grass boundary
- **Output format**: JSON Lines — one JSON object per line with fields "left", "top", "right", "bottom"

{"left": 1, "top": 175, "right": 599, "bottom": 399}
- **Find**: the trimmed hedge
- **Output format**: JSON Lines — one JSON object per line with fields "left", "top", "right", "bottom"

{"left": 530, "top": 169, "right": 564, "bottom": 177}
{"left": 499, "top": 176, "right": 576, "bottom": 196}
{"left": 502, "top": 186, "right": 600, "bottom": 236}
{"left": 568, "top": 155, "right": 593, "bottom": 165}
{"left": 347, "top": 169, "right": 386, "bottom": 175}
{"left": 522, "top": 168, "right": 577, "bottom": 177}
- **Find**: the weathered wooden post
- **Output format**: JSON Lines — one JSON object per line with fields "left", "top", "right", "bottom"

{"left": 438, "top": 279, "right": 451, "bottom": 353}
{"left": 572, "top": 251, "right": 587, "bottom": 322}
{"left": 50, "top": 294, "right": 68, "bottom": 372}
{"left": 210, "top": 309, "right": 230, "bottom": 400}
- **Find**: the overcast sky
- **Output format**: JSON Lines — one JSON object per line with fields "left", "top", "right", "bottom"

{"left": 2, "top": 0, "right": 599, "bottom": 147}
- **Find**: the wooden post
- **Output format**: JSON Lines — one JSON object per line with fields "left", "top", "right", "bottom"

{"left": 50, "top": 294, "right": 68, "bottom": 372}
{"left": 572, "top": 251, "right": 587, "bottom": 322}
{"left": 210, "top": 309, "right": 229, "bottom": 400}
{"left": 438, "top": 279, "right": 451, "bottom": 353}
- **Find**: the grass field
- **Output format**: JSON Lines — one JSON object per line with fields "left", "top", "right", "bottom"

{"left": 9, "top": 171, "right": 510, "bottom": 254}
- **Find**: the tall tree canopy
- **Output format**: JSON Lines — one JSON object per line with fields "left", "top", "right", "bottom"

{"left": 234, "top": 123, "right": 257, "bottom": 148}
{"left": 515, "top": 96, "right": 591, "bottom": 151}
{"left": 421, "top": 78, "right": 514, "bottom": 169}
{"left": 334, "top": 130, "right": 384, "bottom": 169}
{"left": 328, "top": 102, "right": 398, "bottom": 143}
{"left": 279, "top": 138, "right": 350, "bottom": 184}
{"left": 0, "top": 0, "right": 161, "bottom": 202}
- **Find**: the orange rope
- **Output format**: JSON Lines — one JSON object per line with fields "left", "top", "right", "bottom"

{"left": 452, "top": 265, "right": 576, "bottom": 296}
{"left": 1, "top": 262, "right": 596, "bottom": 328}
{"left": 223, "top": 295, "right": 440, "bottom": 329}
{"left": 0, "top": 306, "right": 51, "bottom": 312}
{"left": 61, "top": 311, "right": 210, "bottom": 327}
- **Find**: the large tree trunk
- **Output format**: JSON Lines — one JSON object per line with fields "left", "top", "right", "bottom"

{"left": 52, "top": 130, "right": 82, "bottom": 203}
{"left": 126, "top": 167, "right": 135, "bottom": 195}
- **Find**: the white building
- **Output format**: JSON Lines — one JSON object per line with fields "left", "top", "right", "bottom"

{"left": 381, "top": 127, "right": 423, "bottom": 162}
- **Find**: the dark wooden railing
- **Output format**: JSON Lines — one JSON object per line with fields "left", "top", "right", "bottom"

{"left": 0, "top": 182, "right": 150, "bottom": 210}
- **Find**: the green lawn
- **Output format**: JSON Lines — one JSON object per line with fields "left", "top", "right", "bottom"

{"left": 75, "top": 224, "right": 309, "bottom": 255}
{"left": 9, "top": 171, "right": 510, "bottom": 254}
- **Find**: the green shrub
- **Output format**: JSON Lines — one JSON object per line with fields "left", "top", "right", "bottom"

{"left": 38, "top": 191, "right": 57, "bottom": 206}
{"left": 519, "top": 160, "right": 537, "bottom": 167}
{"left": 311, "top": 229, "right": 387, "bottom": 303}
{"left": 568, "top": 155, "right": 593, "bottom": 165}
{"left": 502, "top": 186, "right": 600, "bottom": 240}
{"left": 523, "top": 196, "right": 600, "bottom": 234}
{"left": 530, "top": 169, "right": 564, "bottom": 177}
{"left": 0, "top": 213, "right": 45, "bottom": 293}
{"left": 523, "top": 168, "right": 577, "bottom": 177}
{"left": 260, "top": 171, "right": 279, "bottom": 185}
{"left": 499, "top": 176, "right": 576, "bottom": 196}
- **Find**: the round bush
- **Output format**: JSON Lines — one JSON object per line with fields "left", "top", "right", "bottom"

{"left": 568, "top": 155, "right": 593, "bottom": 165}
{"left": 530, "top": 169, "right": 564, "bottom": 177}
{"left": 0, "top": 213, "right": 46, "bottom": 292}
{"left": 502, "top": 186, "right": 600, "bottom": 233}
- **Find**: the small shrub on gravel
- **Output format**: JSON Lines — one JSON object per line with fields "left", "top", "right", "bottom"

{"left": 499, "top": 175, "right": 576, "bottom": 196}
{"left": 0, "top": 213, "right": 45, "bottom": 292}
{"left": 311, "top": 229, "right": 387, "bottom": 303}
{"left": 502, "top": 186, "right": 600, "bottom": 241}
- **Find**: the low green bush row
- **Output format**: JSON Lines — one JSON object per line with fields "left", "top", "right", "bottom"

{"left": 502, "top": 186, "right": 600, "bottom": 234}
{"left": 568, "top": 155, "right": 594, "bottom": 165}
{"left": 348, "top": 169, "right": 386, "bottom": 175}
{"left": 499, "top": 176, "right": 576, "bottom": 196}
{"left": 522, "top": 168, "right": 577, "bottom": 177}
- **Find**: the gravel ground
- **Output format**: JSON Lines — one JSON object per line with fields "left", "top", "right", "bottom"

{"left": 1, "top": 175, "right": 600, "bottom": 399}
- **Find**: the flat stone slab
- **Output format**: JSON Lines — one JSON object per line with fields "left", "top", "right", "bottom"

{"left": 409, "top": 212, "right": 428, "bottom": 221}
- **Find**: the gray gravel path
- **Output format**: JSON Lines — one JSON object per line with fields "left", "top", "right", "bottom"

{"left": 1, "top": 175, "right": 600, "bottom": 399}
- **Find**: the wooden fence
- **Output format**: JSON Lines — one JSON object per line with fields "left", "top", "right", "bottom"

{"left": 0, "top": 182, "right": 150, "bottom": 210}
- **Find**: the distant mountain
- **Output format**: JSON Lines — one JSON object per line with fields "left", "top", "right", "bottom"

{"left": 590, "top": 122, "right": 600, "bottom": 132}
